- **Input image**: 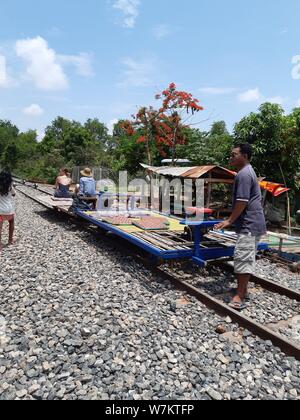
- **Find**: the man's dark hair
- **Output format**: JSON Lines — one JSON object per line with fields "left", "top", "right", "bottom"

{"left": 0, "top": 171, "right": 13, "bottom": 196}
{"left": 234, "top": 143, "right": 253, "bottom": 160}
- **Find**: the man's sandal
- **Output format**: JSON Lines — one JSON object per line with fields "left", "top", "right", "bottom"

{"left": 228, "top": 301, "right": 247, "bottom": 311}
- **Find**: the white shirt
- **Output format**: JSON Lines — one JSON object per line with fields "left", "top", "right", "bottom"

{"left": 0, "top": 187, "right": 16, "bottom": 215}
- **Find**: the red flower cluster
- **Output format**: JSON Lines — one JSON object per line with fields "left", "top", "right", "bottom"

{"left": 120, "top": 120, "right": 135, "bottom": 136}
{"left": 123, "top": 83, "right": 204, "bottom": 163}
{"left": 159, "top": 83, "right": 204, "bottom": 116}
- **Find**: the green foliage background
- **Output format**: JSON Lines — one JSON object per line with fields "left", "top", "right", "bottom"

{"left": 0, "top": 103, "right": 299, "bottom": 205}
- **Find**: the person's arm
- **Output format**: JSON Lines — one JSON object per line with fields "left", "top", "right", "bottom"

{"left": 11, "top": 186, "right": 16, "bottom": 197}
{"left": 215, "top": 201, "right": 248, "bottom": 230}
{"left": 55, "top": 177, "right": 59, "bottom": 190}
{"left": 216, "top": 173, "right": 251, "bottom": 230}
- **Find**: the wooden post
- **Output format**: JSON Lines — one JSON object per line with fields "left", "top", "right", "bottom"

{"left": 278, "top": 164, "right": 292, "bottom": 236}
{"left": 262, "top": 190, "right": 268, "bottom": 207}
{"left": 287, "top": 193, "right": 292, "bottom": 236}
{"left": 279, "top": 238, "right": 284, "bottom": 256}
{"left": 206, "top": 174, "right": 212, "bottom": 208}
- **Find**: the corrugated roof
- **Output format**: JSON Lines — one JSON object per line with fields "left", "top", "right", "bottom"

{"left": 141, "top": 164, "right": 235, "bottom": 179}
{"left": 182, "top": 165, "right": 235, "bottom": 179}
{"left": 181, "top": 165, "right": 216, "bottom": 178}
{"left": 140, "top": 164, "right": 198, "bottom": 177}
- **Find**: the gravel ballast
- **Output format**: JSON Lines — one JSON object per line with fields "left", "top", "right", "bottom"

{"left": 0, "top": 192, "right": 299, "bottom": 400}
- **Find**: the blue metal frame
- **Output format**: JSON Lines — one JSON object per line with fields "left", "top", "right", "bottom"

{"left": 76, "top": 210, "right": 192, "bottom": 260}
{"left": 180, "top": 220, "right": 268, "bottom": 267}
{"left": 76, "top": 211, "right": 269, "bottom": 267}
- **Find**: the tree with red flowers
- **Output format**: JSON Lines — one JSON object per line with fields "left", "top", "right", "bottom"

{"left": 124, "top": 83, "right": 204, "bottom": 165}
{"left": 156, "top": 83, "right": 203, "bottom": 163}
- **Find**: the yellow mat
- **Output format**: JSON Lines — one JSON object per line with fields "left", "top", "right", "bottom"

{"left": 84, "top": 211, "right": 185, "bottom": 233}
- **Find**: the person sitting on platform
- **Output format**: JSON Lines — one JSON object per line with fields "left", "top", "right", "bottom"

{"left": 54, "top": 168, "right": 72, "bottom": 198}
{"left": 77, "top": 168, "right": 97, "bottom": 197}
{"left": 72, "top": 168, "right": 98, "bottom": 210}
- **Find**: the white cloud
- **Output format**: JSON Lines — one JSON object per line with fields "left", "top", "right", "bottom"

{"left": 113, "top": 0, "right": 141, "bottom": 28}
{"left": 0, "top": 55, "right": 7, "bottom": 87}
{"left": 58, "top": 53, "right": 94, "bottom": 77}
{"left": 0, "top": 54, "right": 18, "bottom": 89}
{"left": 37, "top": 129, "right": 45, "bottom": 142}
{"left": 265, "top": 96, "right": 287, "bottom": 105}
{"left": 280, "top": 28, "right": 288, "bottom": 35}
{"left": 0, "top": 54, "right": 15, "bottom": 88}
{"left": 22, "top": 104, "right": 44, "bottom": 117}
{"left": 296, "top": 99, "right": 300, "bottom": 107}
{"left": 119, "top": 56, "right": 158, "bottom": 87}
{"left": 15, "top": 36, "right": 94, "bottom": 90}
{"left": 153, "top": 24, "right": 171, "bottom": 40}
{"left": 237, "top": 88, "right": 262, "bottom": 103}
{"left": 107, "top": 119, "right": 118, "bottom": 135}
{"left": 291, "top": 55, "right": 300, "bottom": 80}
{"left": 199, "top": 87, "right": 236, "bottom": 95}
{"left": 15, "top": 36, "right": 69, "bottom": 90}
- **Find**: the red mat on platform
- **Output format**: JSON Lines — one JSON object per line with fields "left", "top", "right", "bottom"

{"left": 102, "top": 216, "right": 132, "bottom": 226}
{"left": 133, "top": 216, "right": 169, "bottom": 230}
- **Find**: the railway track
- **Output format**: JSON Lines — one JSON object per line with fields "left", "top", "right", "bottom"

{"left": 13, "top": 177, "right": 54, "bottom": 197}
{"left": 264, "top": 251, "right": 300, "bottom": 273}
{"left": 14, "top": 181, "right": 300, "bottom": 361}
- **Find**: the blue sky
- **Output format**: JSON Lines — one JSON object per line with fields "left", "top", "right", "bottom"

{"left": 0, "top": 0, "right": 300, "bottom": 139}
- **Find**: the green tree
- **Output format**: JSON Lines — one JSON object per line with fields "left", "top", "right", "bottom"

{"left": 110, "top": 121, "right": 147, "bottom": 175}
{"left": 234, "top": 103, "right": 300, "bottom": 187}
{"left": 184, "top": 122, "right": 233, "bottom": 167}
{"left": 234, "top": 103, "right": 285, "bottom": 178}
{"left": 2, "top": 142, "right": 19, "bottom": 169}
{"left": 41, "top": 117, "right": 75, "bottom": 155}
{"left": 16, "top": 130, "right": 38, "bottom": 159}
{"left": 84, "top": 118, "right": 109, "bottom": 150}
{"left": 0, "top": 120, "right": 19, "bottom": 166}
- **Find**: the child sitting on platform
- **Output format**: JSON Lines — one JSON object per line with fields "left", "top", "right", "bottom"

{"left": 0, "top": 171, "right": 16, "bottom": 252}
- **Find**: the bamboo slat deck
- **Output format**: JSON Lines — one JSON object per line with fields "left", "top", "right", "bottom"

{"left": 36, "top": 195, "right": 73, "bottom": 212}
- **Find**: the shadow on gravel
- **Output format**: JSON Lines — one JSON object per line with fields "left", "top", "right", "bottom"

{"left": 26, "top": 207, "right": 242, "bottom": 305}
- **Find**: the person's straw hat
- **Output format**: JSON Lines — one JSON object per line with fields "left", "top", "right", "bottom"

{"left": 80, "top": 168, "right": 93, "bottom": 177}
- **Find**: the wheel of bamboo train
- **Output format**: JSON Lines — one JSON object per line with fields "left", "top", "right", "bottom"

{"left": 184, "top": 226, "right": 193, "bottom": 242}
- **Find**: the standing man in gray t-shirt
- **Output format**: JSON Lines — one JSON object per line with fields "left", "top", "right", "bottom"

{"left": 216, "top": 144, "right": 267, "bottom": 310}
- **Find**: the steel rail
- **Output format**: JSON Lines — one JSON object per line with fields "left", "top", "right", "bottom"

{"left": 14, "top": 186, "right": 53, "bottom": 208}
{"left": 218, "top": 262, "right": 300, "bottom": 302}
{"left": 13, "top": 178, "right": 54, "bottom": 196}
{"left": 264, "top": 251, "right": 300, "bottom": 273}
{"left": 149, "top": 265, "right": 300, "bottom": 361}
